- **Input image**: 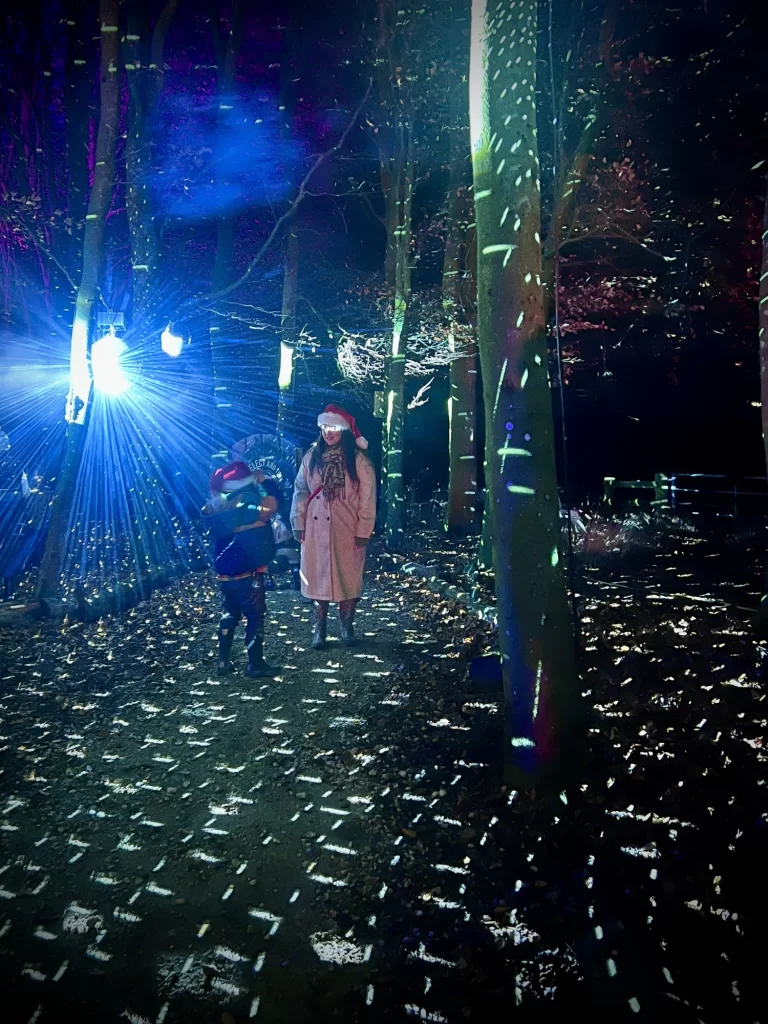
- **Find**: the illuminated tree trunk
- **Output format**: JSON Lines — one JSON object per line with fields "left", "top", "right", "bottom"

{"left": 761, "top": 181, "right": 768, "bottom": 481}
{"left": 37, "top": 0, "right": 120, "bottom": 601}
{"left": 277, "top": 223, "right": 299, "bottom": 440}
{"left": 381, "top": 164, "right": 399, "bottom": 290}
{"left": 541, "top": 0, "right": 617, "bottom": 320}
{"left": 124, "top": 0, "right": 180, "bottom": 312}
{"left": 757, "top": 179, "right": 768, "bottom": 628}
{"left": 383, "top": 120, "right": 414, "bottom": 552}
{"left": 376, "top": 0, "right": 399, "bottom": 292}
{"left": 444, "top": 114, "right": 479, "bottom": 535}
{"left": 276, "top": 24, "right": 301, "bottom": 440}
{"left": 469, "top": 0, "right": 578, "bottom": 779}
{"left": 65, "top": 11, "right": 92, "bottom": 284}
{"left": 210, "top": 0, "right": 244, "bottom": 460}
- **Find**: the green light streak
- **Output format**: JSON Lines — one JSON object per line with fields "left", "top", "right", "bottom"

{"left": 497, "top": 447, "right": 531, "bottom": 457}
{"left": 493, "top": 358, "right": 507, "bottom": 419}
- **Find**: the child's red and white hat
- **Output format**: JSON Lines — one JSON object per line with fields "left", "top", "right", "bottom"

{"left": 317, "top": 404, "right": 368, "bottom": 449}
{"left": 209, "top": 461, "right": 257, "bottom": 494}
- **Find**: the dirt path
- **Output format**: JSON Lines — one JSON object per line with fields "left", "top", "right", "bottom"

{"left": 1, "top": 560, "right": 766, "bottom": 1023}
{"left": 0, "top": 574, "right": 522, "bottom": 1024}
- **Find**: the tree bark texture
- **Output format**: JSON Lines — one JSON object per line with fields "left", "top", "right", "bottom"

{"left": 124, "top": 0, "right": 180, "bottom": 313}
{"left": 381, "top": 163, "right": 399, "bottom": 290}
{"left": 760, "top": 178, "right": 768, "bottom": 478}
{"left": 541, "top": 0, "right": 617, "bottom": 320}
{"left": 37, "top": 0, "right": 120, "bottom": 600}
{"left": 277, "top": 223, "right": 299, "bottom": 439}
{"left": 469, "top": 0, "right": 578, "bottom": 779}
{"left": 444, "top": 111, "right": 479, "bottom": 535}
{"left": 276, "top": 23, "right": 301, "bottom": 440}
{"left": 210, "top": 0, "right": 244, "bottom": 459}
{"left": 757, "top": 178, "right": 768, "bottom": 629}
{"left": 64, "top": 11, "right": 92, "bottom": 283}
{"left": 383, "top": 120, "right": 414, "bottom": 552}
{"left": 376, "top": 0, "right": 399, "bottom": 290}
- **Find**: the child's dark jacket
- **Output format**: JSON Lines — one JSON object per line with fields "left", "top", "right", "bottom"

{"left": 203, "top": 479, "right": 281, "bottom": 579}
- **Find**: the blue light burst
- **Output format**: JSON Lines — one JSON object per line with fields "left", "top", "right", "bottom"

{"left": 91, "top": 330, "right": 131, "bottom": 396}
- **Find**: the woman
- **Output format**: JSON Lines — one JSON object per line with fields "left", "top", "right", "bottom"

{"left": 290, "top": 405, "right": 376, "bottom": 649}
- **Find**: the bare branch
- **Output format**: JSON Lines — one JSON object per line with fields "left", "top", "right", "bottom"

{"left": 358, "top": 190, "right": 388, "bottom": 225}
{"left": 7, "top": 211, "right": 78, "bottom": 291}
{"left": 195, "top": 78, "right": 374, "bottom": 307}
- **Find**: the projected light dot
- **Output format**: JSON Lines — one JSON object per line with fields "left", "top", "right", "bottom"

{"left": 91, "top": 329, "right": 130, "bottom": 396}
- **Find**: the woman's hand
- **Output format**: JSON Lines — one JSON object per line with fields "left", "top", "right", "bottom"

{"left": 354, "top": 536, "right": 370, "bottom": 548}
{"left": 294, "top": 530, "right": 305, "bottom": 543}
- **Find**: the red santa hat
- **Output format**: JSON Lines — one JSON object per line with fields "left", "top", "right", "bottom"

{"left": 317, "top": 405, "right": 368, "bottom": 449}
{"left": 209, "top": 460, "right": 258, "bottom": 494}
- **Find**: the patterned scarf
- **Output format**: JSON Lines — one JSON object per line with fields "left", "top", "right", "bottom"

{"left": 321, "top": 444, "right": 346, "bottom": 502}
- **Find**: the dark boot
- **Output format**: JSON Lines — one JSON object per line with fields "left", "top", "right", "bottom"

{"left": 246, "top": 637, "right": 280, "bottom": 678}
{"left": 217, "top": 618, "right": 236, "bottom": 672}
{"left": 311, "top": 601, "right": 328, "bottom": 650}
{"left": 339, "top": 599, "right": 358, "bottom": 647}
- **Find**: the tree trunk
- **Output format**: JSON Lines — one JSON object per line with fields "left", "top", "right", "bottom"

{"left": 761, "top": 180, "right": 768, "bottom": 482}
{"left": 277, "top": 223, "right": 299, "bottom": 439}
{"left": 275, "top": 20, "right": 301, "bottom": 441}
{"left": 376, "top": 0, "right": 399, "bottom": 292}
{"left": 124, "top": 11, "right": 154, "bottom": 313}
{"left": 444, "top": 116, "right": 478, "bottom": 535}
{"left": 383, "top": 120, "right": 414, "bottom": 553}
{"left": 757, "top": 178, "right": 768, "bottom": 629}
{"left": 37, "top": 0, "right": 120, "bottom": 601}
{"left": 209, "top": 0, "right": 243, "bottom": 461}
{"left": 541, "top": 0, "right": 618, "bottom": 320}
{"left": 469, "top": 0, "right": 579, "bottom": 781}
{"left": 381, "top": 162, "right": 399, "bottom": 289}
{"left": 64, "top": 11, "right": 92, "bottom": 288}
{"left": 124, "top": 1, "right": 180, "bottom": 313}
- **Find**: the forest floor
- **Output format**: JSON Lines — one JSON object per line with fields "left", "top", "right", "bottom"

{"left": 0, "top": 530, "right": 767, "bottom": 1024}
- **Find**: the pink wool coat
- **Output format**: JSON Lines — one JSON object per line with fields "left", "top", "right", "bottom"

{"left": 290, "top": 448, "right": 377, "bottom": 602}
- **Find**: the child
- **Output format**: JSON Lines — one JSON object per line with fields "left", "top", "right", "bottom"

{"left": 202, "top": 461, "right": 281, "bottom": 677}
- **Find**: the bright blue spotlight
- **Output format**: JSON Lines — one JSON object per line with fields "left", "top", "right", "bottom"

{"left": 91, "top": 329, "right": 130, "bottom": 395}
{"left": 161, "top": 324, "right": 184, "bottom": 358}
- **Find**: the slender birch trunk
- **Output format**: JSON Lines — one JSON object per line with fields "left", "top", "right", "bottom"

{"left": 37, "top": 0, "right": 120, "bottom": 600}
{"left": 469, "top": 0, "right": 579, "bottom": 779}
{"left": 444, "top": 113, "right": 478, "bottom": 534}
{"left": 210, "top": 0, "right": 243, "bottom": 460}
{"left": 757, "top": 179, "right": 768, "bottom": 630}
{"left": 277, "top": 223, "right": 299, "bottom": 439}
{"left": 383, "top": 120, "right": 414, "bottom": 552}
{"left": 124, "top": 0, "right": 180, "bottom": 312}
{"left": 276, "top": 22, "right": 301, "bottom": 440}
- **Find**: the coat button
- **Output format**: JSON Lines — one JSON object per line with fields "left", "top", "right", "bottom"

{"left": 315, "top": 495, "right": 320, "bottom": 500}
{"left": 313, "top": 515, "right": 318, "bottom": 520}
{"left": 326, "top": 517, "right": 330, "bottom": 521}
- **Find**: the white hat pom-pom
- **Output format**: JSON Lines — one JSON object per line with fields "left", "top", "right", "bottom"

{"left": 355, "top": 436, "right": 369, "bottom": 449}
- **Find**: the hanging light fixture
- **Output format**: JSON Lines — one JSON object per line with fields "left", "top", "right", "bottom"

{"left": 161, "top": 323, "right": 185, "bottom": 358}
{"left": 91, "top": 327, "right": 130, "bottom": 395}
